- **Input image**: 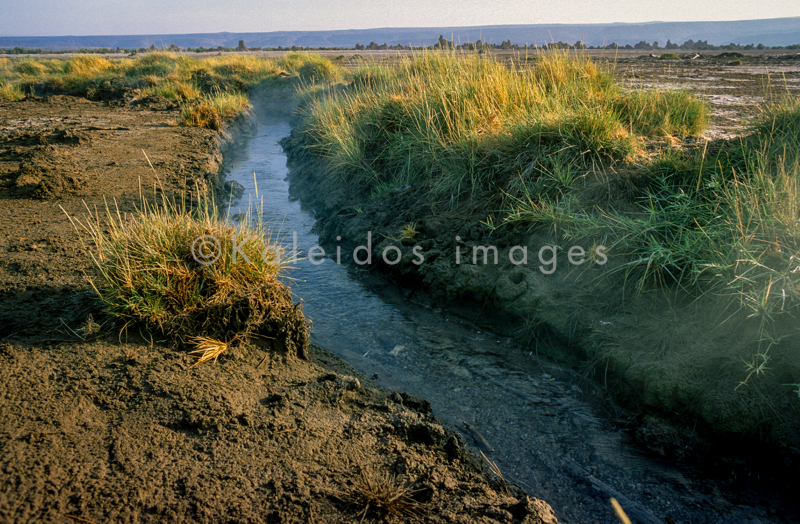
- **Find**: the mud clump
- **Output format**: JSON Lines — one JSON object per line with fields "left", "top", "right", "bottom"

{"left": 167, "top": 274, "right": 311, "bottom": 359}
{"left": 1, "top": 163, "right": 85, "bottom": 199}
{"left": 32, "top": 171, "right": 86, "bottom": 199}
{"left": 128, "top": 93, "right": 177, "bottom": 111}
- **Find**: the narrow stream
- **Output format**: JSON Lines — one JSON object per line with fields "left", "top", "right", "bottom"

{"left": 222, "top": 112, "right": 794, "bottom": 524}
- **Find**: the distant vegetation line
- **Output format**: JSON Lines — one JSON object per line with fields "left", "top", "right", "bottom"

{"left": 2, "top": 17, "right": 800, "bottom": 53}
{"left": 2, "top": 37, "right": 800, "bottom": 55}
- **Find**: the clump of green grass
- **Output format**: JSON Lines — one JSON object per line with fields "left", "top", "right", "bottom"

{"left": 126, "top": 52, "right": 185, "bottom": 78}
{"left": 200, "top": 54, "right": 282, "bottom": 90}
{"left": 64, "top": 194, "right": 310, "bottom": 360}
{"left": 660, "top": 53, "right": 681, "bottom": 60}
{"left": 278, "top": 52, "right": 344, "bottom": 82}
{"left": 0, "top": 82, "right": 25, "bottom": 101}
{"left": 181, "top": 103, "right": 222, "bottom": 130}
{"left": 180, "top": 91, "right": 250, "bottom": 129}
{"left": 508, "top": 98, "right": 800, "bottom": 305}
{"left": 144, "top": 79, "right": 201, "bottom": 101}
{"left": 299, "top": 50, "right": 706, "bottom": 198}
{"left": 65, "top": 55, "right": 113, "bottom": 77}
{"left": 614, "top": 89, "right": 707, "bottom": 136}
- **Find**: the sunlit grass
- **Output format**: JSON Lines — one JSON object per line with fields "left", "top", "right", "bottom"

{"left": 506, "top": 99, "right": 800, "bottom": 314}
{"left": 144, "top": 79, "right": 201, "bottom": 101}
{"left": 298, "top": 50, "right": 706, "bottom": 199}
{"left": 0, "top": 82, "right": 25, "bottom": 100}
{"left": 64, "top": 191, "right": 309, "bottom": 358}
{"left": 0, "top": 51, "right": 345, "bottom": 128}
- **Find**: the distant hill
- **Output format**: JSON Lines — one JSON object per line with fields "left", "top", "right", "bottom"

{"left": 2, "top": 17, "right": 799, "bottom": 50}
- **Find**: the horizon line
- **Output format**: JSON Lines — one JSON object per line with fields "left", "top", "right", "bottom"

{"left": 2, "top": 15, "right": 799, "bottom": 39}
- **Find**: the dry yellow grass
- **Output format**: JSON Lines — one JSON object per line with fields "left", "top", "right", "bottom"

{"left": 65, "top": 55, "right": 113, "bottom": 77}
{"left": 189, "top": 336, "right": 230, "bottom": 366}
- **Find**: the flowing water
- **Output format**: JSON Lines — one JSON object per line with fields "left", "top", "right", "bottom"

{"left": 221, "top": 112, "right": 796, "bottom": 524}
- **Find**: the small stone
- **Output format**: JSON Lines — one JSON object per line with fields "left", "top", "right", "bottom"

{"left": 223, "top": 180, "right": 245, "bottom": 199}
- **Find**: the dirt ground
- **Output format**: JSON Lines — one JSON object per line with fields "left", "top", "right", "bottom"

{"left": 0, "top": 95, "right": 557, "bottom": 523}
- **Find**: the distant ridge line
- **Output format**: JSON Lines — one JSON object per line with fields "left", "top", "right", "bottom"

{"left": 1, "top": 17, "right": 799, "bottom": 50}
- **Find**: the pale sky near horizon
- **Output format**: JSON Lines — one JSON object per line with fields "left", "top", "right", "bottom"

{"left": 1, "top": 1, "right": 799, "bottom": 36}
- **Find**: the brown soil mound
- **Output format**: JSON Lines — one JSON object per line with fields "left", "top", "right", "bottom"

{"left": 175, "top": 276, "right": 311, "bottom": 359}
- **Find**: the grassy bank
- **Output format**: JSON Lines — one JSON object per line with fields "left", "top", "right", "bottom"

{"left": 299, "top": 51, "right": 705, "bottom": 198}
{"left": 508, "top": 99, "right": 800, "bottom": 382}
{"left": 290, "top": 51, "right": 800, "bottom": 443}
{"left": 298, "top": 50, "right": 800, "bottom": 338}
{"left": 0, "top": 52, "right": 344, "bottom": 127}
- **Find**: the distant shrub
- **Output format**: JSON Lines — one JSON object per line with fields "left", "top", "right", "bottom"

{"left": 716, "top": 52, "right": 745, "bottom": 59}
{"left": 659, "top": 53, "right": 681, "bottom": 60}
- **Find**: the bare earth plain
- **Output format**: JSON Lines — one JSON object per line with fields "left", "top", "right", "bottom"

{"left": 1, "top": 50, "right": 799, "bottom": 523}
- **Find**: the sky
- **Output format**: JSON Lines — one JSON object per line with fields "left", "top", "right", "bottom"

{"left": 2, "top": 0, "right": 800, "bottom": 36}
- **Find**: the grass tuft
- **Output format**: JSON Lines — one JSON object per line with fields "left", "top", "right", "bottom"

{"left": 189, "top": 336, "right": 231, "bottom": 366}
{"left": 342, "top": 466, "right": 420, "bottom": 519}
{"left": 64, "top": 191, "right": 310, "bottom": 360}
{"left": 65, "top": 55, "right": 113, "bottom": 77}
{"left": 180, "top": 91, "right": 250, "bottom": 129}
{"left": 0, "top": 82, "right": 25, "bottom": 100}
{"left": 181, "top": 103, "right": 221, "bottom": 129}
{"left": 278, "top": 52, "right": 344, "bottom": 82}
{"left": 144, "top": 79, "right": 200, "bottom": 101}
